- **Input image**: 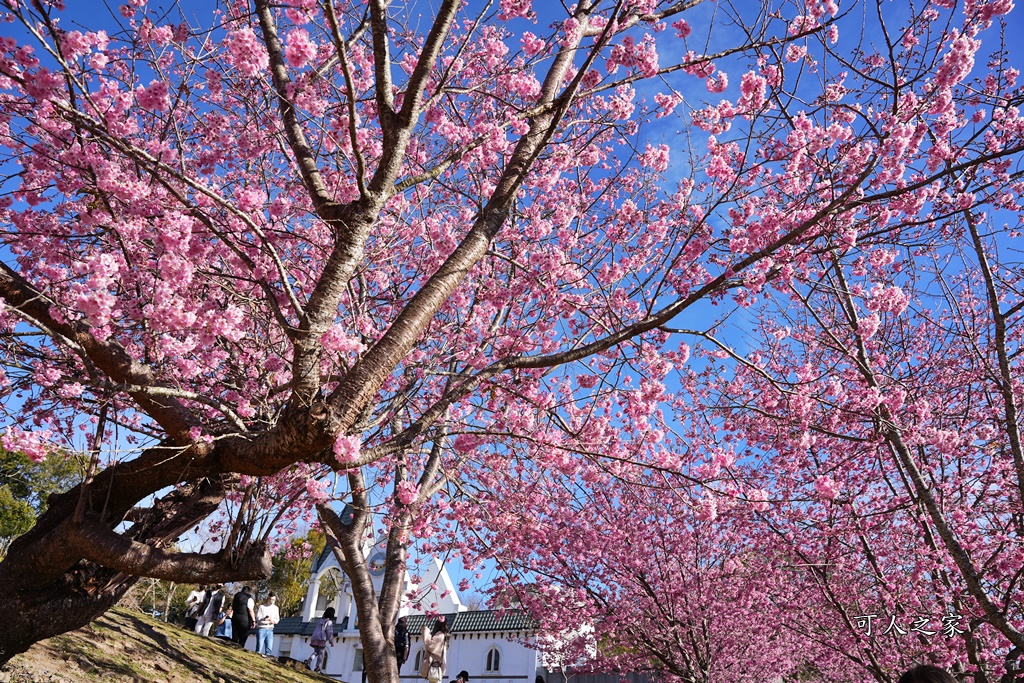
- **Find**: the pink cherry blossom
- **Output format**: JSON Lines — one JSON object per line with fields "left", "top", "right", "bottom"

{"left": 285, "top": 28, "right": 318, "bottom": 68}
{"left": 654, "top": 92, "right": 681, "bottom": 118}
{"left": 1, "top": 427, "right": 51, "bottom": 463}
{"left": 785, "top": 43, "right": 808, "bottom": 62}
{"left": 61, "top": 31, "right": 90, "bottom": 60}
{"left": 396, "top": 480, "right": 420, "bottom": 505}
{"left": 606, "top": 35, "right": 659, "bottom": 78}
{"left": 499, "top": 0, "right": 534, "bottom": 21}
{"left": 136, "top": 80, "right": 170, "bottom": 112}
{"left": 520, "top": 31, "right": 546, "bottom": 57}
{"left": 224, "top": 27, "right": 269, "bottom": 77}
{"left": 706, "top": 72, "right": 729, "bottom": 92}
{"left": 638, "top": 143, "right": 670, "bottom": 171}
{"left": 333, "top": 434, "right": 361, "bottom": 463}
{"left": 813, "top": 476, "right": 841, "bottom": 500}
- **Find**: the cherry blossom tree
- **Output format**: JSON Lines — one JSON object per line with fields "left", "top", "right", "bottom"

{"left": 439, "top": 1, "right": 1024, "bottom": 682}
{"left": 0, "top": 0, "right": 762, "bottom": 663}
{"left": 467, "top": 465, "right": 810, "bottom": 683}
{"left": 699, "top": 212, "right": 1024, "bottom": 682}
{"left": 677, "top": 13, "right": 1024, "bottom": 674}
{"left": 0, "top": 0, "right": 1021, "bottom": 681}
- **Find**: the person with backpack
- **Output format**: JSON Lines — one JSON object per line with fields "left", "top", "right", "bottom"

{"left": 306, "top": 607, "right": 336, "bottom": 673}
{"left": 230, "top": 586, "right": 255, "bottom": 647}
{"left": 419, "top": 618, "right": 449, "bottom": 683}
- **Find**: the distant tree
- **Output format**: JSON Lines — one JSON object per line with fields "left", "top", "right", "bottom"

{"left": 0, "top": 485, "right": 33, "bottom": 559}
{"left": 0, "top": 448, "right": 82, "bottom": 557}
{"left": 122, "top": 577, "right": 189, "bottom": 624}
{"left": 462, "top": 592, "right": 487, "bottom": 612}
{"left": 255, "top": 530, "right": 327, "bottom": 617}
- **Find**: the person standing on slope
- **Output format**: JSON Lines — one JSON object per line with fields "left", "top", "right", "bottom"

{"left": 195, "top": 584, "right": 224, "bottom": 636}
{"left": 230, "top": 586, "right": 255, "bottom": 647}
{"left": 255, "top": 592, "right": 281, "bottom": 656}
{"left": 184, "top": 584, "right": 206, "bottom": 632}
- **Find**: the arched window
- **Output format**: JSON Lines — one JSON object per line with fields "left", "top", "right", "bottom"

{"left": 486, "top": 646, "right": 501, "bottom": 672}
{"left": 414, "top": 649, "right": 423, "bottom": 671}
{"left": 316, "top": 567, "right": 345, "bottom": 616}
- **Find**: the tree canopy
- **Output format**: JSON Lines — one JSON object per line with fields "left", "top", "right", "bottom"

{"left": 0, "top": 0, "right": 1023, "bottom": 681}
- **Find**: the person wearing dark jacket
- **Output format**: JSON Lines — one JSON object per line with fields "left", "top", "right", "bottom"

{"left": 230, "top": 586, "right": 255, "bottom": 647}
{"left": 395, "top": 617, "right": 410, "bottom": 671}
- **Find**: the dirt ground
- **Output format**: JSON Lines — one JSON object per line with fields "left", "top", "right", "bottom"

{"left": 1, "top": 607, "right": 328, "bottom": 683}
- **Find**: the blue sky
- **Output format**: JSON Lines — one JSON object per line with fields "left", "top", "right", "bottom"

{"left": 6, "top": 0, "right": 1024, "bottom": 600}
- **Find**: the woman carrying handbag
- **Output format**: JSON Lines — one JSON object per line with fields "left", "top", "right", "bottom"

{"left": 420, "top": 618, "right": 449, "bottom": 683}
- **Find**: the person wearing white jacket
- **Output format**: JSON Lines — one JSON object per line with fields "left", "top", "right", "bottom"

{"left": 254, "top": 592, "right": 280, "bottom": 656}
{"left": 419, "top": 618, "right": 449, "bottom": 682}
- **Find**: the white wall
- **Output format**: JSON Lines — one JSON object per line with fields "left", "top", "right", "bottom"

{"left": 259, "top": 630, "right": 539, "bottom": 683}
{"left": 404, "top": 632, "right": 539, "bottom": 683}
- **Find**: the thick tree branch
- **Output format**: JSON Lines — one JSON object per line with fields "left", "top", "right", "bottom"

{"left": 255, "top": 0, "right": 336, "bottom": 212}
{"left": 74, "top": 516, "right": 271, "bottom": 583}
{"left": 366, "top": 0, "right": 461, "bottom": 197}
{"left": 326, "top": 0, "right": 614, "bottom": 428}
{"left": 393, "top": 136, "right": 488, "bottom": 192}
{"left": 368, "top": 0, "right": 396, "bottom": 131}
{"left": 395, "top": 0, "right": 459, "bottom": 129}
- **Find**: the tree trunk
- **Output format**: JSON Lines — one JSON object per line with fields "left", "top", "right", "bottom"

{"left": 319, "top": 502, "right": 407, "bottom": 683}
{"left": 0, "top": 563, "right": 137, "bottom": 662}
{"left": 165, "top": 582, "right": 176, "bottom": 623}
{"left": 0, "top": 475, "right": 270, "bottom": 665}
{"left": 360, "top": 613, "right": 401, "bottom": 683}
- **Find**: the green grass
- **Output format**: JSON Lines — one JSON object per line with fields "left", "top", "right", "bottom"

{"left": 9, "top": 607, "right": 327, "bottom": 683}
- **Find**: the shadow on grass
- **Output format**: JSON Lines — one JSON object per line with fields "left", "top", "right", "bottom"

{"left": 108, "top": 609, "right": 318, "bottom": 683}
{"left": 95, "top": 613, "right": 212, "bottom": 676}
{"left": 27, "top": 608, "right": 322, "bottom": 683}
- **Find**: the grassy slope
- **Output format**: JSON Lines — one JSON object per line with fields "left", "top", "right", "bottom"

{"left": 3, "top": 607, "right": 326, "bottom": 683}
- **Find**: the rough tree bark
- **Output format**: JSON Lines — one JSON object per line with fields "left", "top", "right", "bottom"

{"left": 316, "top": 434, "right": 447, "bottom": 683}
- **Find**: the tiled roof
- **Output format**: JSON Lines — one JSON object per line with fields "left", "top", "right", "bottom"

{"left": 274, "top": 616, "right": 314, "bottom": 636}
{"left": 274, "top": 616, "right": 351, "bottom": 636}
{"left": 405, "top": 610, "right": 535, "bottom": 634}
{"left": 272, "top": 610, "right": 533, "bottom": 637}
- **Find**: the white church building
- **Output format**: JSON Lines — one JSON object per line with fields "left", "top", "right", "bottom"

{"left": 251, "top": 539, "right": 544, "bottom": 683}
